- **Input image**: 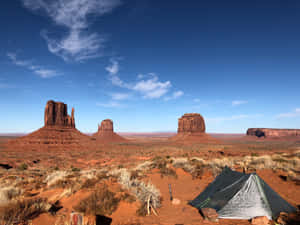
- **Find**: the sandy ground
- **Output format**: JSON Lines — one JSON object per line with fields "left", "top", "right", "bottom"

{"left": 0, "top": 134, "right": 299, "bottom": 225}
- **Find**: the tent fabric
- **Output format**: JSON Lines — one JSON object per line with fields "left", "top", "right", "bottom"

{"left": 189, "top": 167, "right": 297, "bottom": 220}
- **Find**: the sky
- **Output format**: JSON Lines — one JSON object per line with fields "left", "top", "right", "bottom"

{"left": 1, "top": 0, "right": 300, "bottom": 133}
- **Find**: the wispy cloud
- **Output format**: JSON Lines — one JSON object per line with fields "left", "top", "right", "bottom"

{"left": 232, "top": 100, "right": 248, "bottom": 106}
{"left": 110, "top": 92, "right": 131, "bottom": 100}
{"left": 207, "top": 114, "right": 262, "bottom": 123}
{"left": 96, "top": 101, "right": 123, "bottom": 108}
{"left": 193, "top": 98, "right": 200, "bottom": 102}
{"left": 22, "top": 0, "right": 122, "bottom": 62}
{"left": 7, "top": 52, "right": 60, "bottom": 78}
{"left": 276, "top": 108, "right": 300, "bottom": 118}
{"left": 106, "top": 59, "right": 172, "bottom": 99}
{"left": 164, "top": 90, "right": 184, "bottom": 101}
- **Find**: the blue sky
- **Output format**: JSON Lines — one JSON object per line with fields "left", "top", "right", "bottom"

{"left": 1, "top": 0, "right": 300, "bottom": 133}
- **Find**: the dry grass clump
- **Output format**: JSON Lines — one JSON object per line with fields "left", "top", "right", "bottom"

{"left": 45, "top": 171, "right": 69, "bottom": 186}
{"left": 74, "top": 184, "right": 120, "bottom": 216}
{"left": 115, "top": 168, "right": 161, "bottom": 216}
{"left": 0, "top": 186, "right": 22, "bottom": 206}
{"left": 0, "top": 197, "right": 49, "bottom": 224}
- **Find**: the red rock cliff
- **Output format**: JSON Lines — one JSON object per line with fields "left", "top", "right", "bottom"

{"left": 44, "top": 100, "right": 75, "bottom": 128}
{"left": 178, "top": 113, "right": 206, "bottom": 133}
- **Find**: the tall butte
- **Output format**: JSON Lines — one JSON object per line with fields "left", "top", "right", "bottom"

{"left": 44, "top": 100, "right": 75, "bottom": 128}
{"left": 7, "top": 100, "right": 91, "bottom": 151}
{"left": 170, "top": 113, "right": 218, "bottom": 143}
{"left": 92, "top": 119, "right": 127, "bottom": 143}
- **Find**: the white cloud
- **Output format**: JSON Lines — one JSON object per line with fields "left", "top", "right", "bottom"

{"left": 207, "top": 114, "right": 262, "bottom": 123}
{"left": 22, "top": 0, "right": 122, "bottom": 62}
{"left": 232, "top": 100, "right": 248, "bottom": 106}
{"left": 111, "top": 93, "right": 131, "bottom": 100}
{"left": 132, "top": 75, "right": 171, "bottom": 99}
{"left": 276, "top": 108, "right": 300, "bottom": 118}
{"left": 193, "top": 98, "right": 200, "bottom": 102}
{"left": 106, "top": 59, "right": 119, "bottom": 75}
{"left": 106, "top": 60, "right": 172, "bottom": 99}
{"left": 96, "top": 101, "right": 123, "bottom": 108}
{"left": 7, "top": 52, "right": 59, "bottom": 78}
{"left": 164, "top": 90, "right": 184, "bottom": 101}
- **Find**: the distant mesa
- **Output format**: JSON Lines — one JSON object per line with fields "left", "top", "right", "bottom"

{"left": 247, "top": 128, "right": 300, "bottom": 138}
{"left": 93, "top": 119, "right": 128, "bottom": 143}
{"left": 178, "top": 113, "right": 206, "bottom": 134}
{"left": 170, "top": 113, "right": 218, "bottom": 143}
{"left": 6, "top": 100, "right": 91, "bottom": 150}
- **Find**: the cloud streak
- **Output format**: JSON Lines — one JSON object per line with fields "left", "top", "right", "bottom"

{"left": 276, "top": 108, "right": 300, "bottom": 118}
{"left": 7, "top": 52, "right": 60, "bottom": 78}
{"left": 232, "top": 100, "right": 248, "bottom": 106}
{"left": 22, "top": 0, "right": 122, "bottom": 62}
{"left": 96, "top": 101, "right": 123, "bottom": 108}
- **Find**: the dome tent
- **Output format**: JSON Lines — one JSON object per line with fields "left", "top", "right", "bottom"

{"left": 189, "top": 167, "right": 296, "bottom": 220}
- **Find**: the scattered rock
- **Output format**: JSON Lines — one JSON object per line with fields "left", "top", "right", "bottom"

{"left": 251, "top": 216, "right": 269, "bottom": 225}
{"left": 172, "top": 198, "right": 181, "bottom": 205}
{"left": 201, "top": 208, "right": 219, "bottom": 222}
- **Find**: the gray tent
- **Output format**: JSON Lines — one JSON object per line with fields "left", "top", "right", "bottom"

{"left": 189, "top": 167, "right": 297, "bottom": 220}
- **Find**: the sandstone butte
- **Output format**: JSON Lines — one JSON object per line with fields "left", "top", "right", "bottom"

{"left": 170, "top": 113, "right": 218, "bottom": 143}
{"left": 6, "top": 100, "right": 92, "bottom": 151}
{"left": 247, "top": 128, "right": 300, "bottom": 138}
{"left": 92, "top": 119, "right": 128, "bottom": 143}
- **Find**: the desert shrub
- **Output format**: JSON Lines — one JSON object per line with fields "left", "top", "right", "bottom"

{"left": 190, "top": 163, "right": 204, "bottom": 179}
{"left": 135, "top": 161, "right": 154, "bottom": 171}
{"left": 52, "top": 178, "right": 76, "bottom": 189}
{"left": 0, "top": 198, "right": 49, "bottom": 224}
{"left": 114, "top": 169, "right": 161, "bottom": 216}
{"left": 18, "top": 163, "right": 28, "bottom": 171}
{"left": 136, "top": 202, "right": 148, "bottom": 216}
{"left": 71, "top": 167, "right": 81, "bottom": 172}
{"left": 73, "top": 184, "right": 119, "bottom": 216}
{"left": 159, "top": 167, "right": 177, "bottom": 179}
{"left": 0, "top": 186, "right": 22, "bottom": 206}
{"left": 45, "top": 171, "right": 68, "bottom": 186}
{"left": 81, "top": 178, "right": 98, "bottom": 189}
{"left": 120, "top": 192, "right": 136, "bottom": 203}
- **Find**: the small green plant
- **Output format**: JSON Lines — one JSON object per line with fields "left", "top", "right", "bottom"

{"left": 71, "top": 167, "right": 81, "bottom": 172}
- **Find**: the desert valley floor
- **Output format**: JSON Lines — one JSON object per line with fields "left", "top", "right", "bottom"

{"left": 0, "top": 133, "right": 299, "bottom": 225}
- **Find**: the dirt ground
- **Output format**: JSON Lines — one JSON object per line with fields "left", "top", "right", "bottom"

{"left": 0, "top": 133, "right": 299, "bottom": 225}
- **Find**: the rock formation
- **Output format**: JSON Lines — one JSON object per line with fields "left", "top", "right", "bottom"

{"left": 93, "top": 119, "right": 127, "bottom": 143}
{"left": 6, "top": 100, "right": 92, "bottom": 151}
{"left": 44, "top": 100, "right": 75, "bottom": 128}
{"left": 98, "top": 119, "right": 114, "bottom": 133}
{"left": 247, "top": 128, "right": 300, "bottom": 138}
{"left": 178, "top": 113, "right": 205, "bottom": 133}
{"left": 170, "top": 113, "right": 218, "bottom": 143}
